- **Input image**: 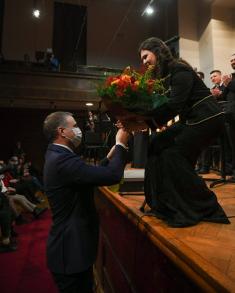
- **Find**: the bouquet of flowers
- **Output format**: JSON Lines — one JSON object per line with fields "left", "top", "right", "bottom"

{"left": 98, "top": 66, "right": 169, "bottom": 120}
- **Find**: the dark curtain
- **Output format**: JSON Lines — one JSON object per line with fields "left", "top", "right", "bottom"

{"left": 0, "top": 0, "right": 4, "bottom": 52}
{"left": 0, "top": 108, "right": 85, "bottom": 170}
{"left": 53, "top": 2, "right": 87, "bottom": 70}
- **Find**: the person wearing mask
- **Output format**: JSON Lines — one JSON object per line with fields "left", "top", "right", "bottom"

{"left": 121, "top": 37, "right": 229, "bottom": 227}
{"left": 43, "top": 111, "right": 129, "bottom": 292}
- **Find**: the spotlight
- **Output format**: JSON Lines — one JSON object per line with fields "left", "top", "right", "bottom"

{"left": 33, "top": 9, "right": 40, "bottom": 18}
{"left": 141, "top": 0, "right": 155, "bottom": 16}
{"left": 86, "top": 103, "right": 94, "bottom": 106}
{"left": 145, "top": 6, "right": 154, "bottom": 15}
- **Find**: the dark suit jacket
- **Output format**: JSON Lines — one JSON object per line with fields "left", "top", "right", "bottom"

{"left": 43, "top": 144, "right": 127, "bottom": 274}
{"left": 223, "top": 74, "right": 235, "bottom": 122}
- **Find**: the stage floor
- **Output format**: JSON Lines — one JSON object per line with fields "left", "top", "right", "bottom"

{"left": 104, "top": 171, "right": 235, "bottom": 291}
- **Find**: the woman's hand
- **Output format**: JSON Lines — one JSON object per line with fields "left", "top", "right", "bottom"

{"left": 116, "top": 119, "right": 148, "bottom": 132}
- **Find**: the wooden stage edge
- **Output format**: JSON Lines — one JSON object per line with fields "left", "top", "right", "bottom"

{"left": 97, "top": 174, "right": 235, "bottom": 292}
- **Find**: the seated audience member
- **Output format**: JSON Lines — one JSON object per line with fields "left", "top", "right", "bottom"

{"left": 13, "top": 141, "right": 25, "bottom": 157}
{"left": 7, "top": 156, "right": 20, "bottom": 178}
{"left": 0, "top": 174, "right": 17, "bottom": 253}
{"left": 2, "top": 181, "right": 46, "bottom": 221}
{"left": 3, "top": 164, "right": 42, "bottom": 204}
{"left": 21, "top": 160, "right": 44, "bottom": 192}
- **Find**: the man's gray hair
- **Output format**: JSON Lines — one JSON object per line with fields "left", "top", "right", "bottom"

{"left": 43, "top": 111, "right": 73, "bottom": 142}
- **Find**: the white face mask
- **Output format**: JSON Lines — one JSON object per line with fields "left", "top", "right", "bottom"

{"left": 71, "top": 127, "right": 83, "bottom": 147}
{"left": 64, "top": 127, "right": 83, "bottom": 148}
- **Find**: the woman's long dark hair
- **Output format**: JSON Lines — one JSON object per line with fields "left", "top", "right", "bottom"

{"left": 138, "top": 37, "right": 176, "bottom": 78}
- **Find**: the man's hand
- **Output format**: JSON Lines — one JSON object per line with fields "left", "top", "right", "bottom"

{"left": 222, "top": 74, "right": 232, "bottom": 87}
{"left": 106, "top": 145, "right": 116, "bottom": 160}
{"left": 115, "top": 128, "right": 130, "bottom": 147}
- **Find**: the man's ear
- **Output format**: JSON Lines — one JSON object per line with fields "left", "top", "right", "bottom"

{"left": 57, "top": 127, "right": 65, "bottom": 137}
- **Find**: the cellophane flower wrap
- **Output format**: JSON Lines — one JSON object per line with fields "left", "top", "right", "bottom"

{"left": 98, "top": 66, "right": 168, "bottom": 119}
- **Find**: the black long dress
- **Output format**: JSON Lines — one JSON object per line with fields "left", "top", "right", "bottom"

{"left": 145, "top": 62, "right": 230, "bottom": 227}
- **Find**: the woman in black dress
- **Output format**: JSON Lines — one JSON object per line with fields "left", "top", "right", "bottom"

{"left": 137, "top": 37, "right": 229, "bottom": 227}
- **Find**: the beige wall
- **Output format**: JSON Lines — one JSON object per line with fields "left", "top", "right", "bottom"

{"left": 178, "top": 0, "right": 235, "bottom": 87}
{"left": 178, "top": 0, "right": 199, "bottom": 69}
{"left": 211, "top": 6, "right": 235, "bottom": 76}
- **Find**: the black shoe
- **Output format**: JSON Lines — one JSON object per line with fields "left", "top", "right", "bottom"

{"left": 0, "top": 243, "right": 17, "bottom": 253}
{"left": 198, "top": 168, "right": 210, "bottom": 174}
{"left": 33, "top": 207, "right": 47, "bottom": 218}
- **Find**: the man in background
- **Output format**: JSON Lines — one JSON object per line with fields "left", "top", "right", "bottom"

{"left": 210, "top": 70, "right": 225, "bottom": 101}
{"left": 222, "top": 54, "right": 235, "bottom": 180}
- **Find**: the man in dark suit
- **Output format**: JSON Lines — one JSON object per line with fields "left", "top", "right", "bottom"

{"left": 210, "top": 70, "right": 225, "bottom": 101}
{"left": 222, "top": 54, "right": 235, "bottom": 180}
{"left": 43, "top": 111, "right": 129, "bottom": 292}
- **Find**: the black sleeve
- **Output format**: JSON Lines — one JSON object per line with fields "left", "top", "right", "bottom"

{"left": 148, "top": 70, "right": 194, "bottom": 125}
{"left": 99, "top": 157, "right": 109, "bottom": 166}
{"left": 227, "top": 79, "right": 235, "bottom": 92}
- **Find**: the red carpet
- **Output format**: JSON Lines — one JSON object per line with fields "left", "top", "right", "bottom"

{"left": 0, "top": 210, "right": 57, "bottom": 293}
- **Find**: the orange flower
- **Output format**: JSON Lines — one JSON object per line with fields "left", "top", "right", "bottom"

{"left": 111, "top": 78, "right": 120, "bottom": 85}
{"left": 106, "top": 76, "right": 118, "bottom": 86}
{"left": 120, "top": 74, "right": 131, "bottom": 83}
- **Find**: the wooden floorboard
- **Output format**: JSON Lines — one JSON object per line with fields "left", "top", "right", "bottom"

{"left": 110, "top": 172, "right": 235, "bottom": 290}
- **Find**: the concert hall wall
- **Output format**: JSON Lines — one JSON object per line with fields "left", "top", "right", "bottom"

{"left": 2, "top": 0, "right": 178, "bottom": 68}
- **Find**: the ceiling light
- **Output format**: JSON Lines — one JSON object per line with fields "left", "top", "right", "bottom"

{"left": 33, "top": 9, "right": 40, "bottom": 18}
{"left": 145, "top": 6, "right": 154, "bottom": 15}
{"left": 86, "top": 103, "right": 93, "bottom": 106}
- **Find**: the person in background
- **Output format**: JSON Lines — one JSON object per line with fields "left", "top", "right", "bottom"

{"left": 197, "top": 71, "right": 205, "bottom": 81}
{"left": 222, "top": 53, "right": 235, "bottom": 180}
{"left": 0, "top": 171, "right": 17, "bottom": 253}
{"left": 13, "top": 141, "right": 25, "bottom": 157}
{"left": 50, "top": 54, "right": 60, "bottom": 71}
{"left": 197, "top": 69, "right": 227, "bottom": 174}
{"left": 210, "top": 70, "right": 225, "bottom": 101}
